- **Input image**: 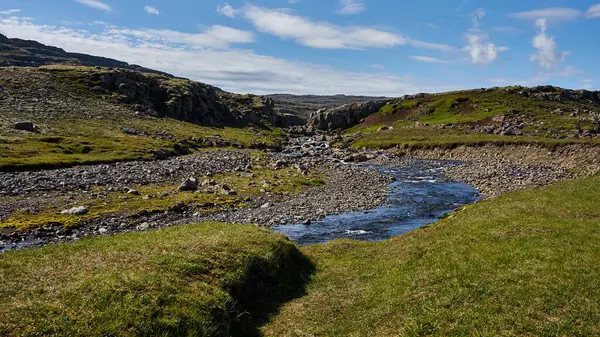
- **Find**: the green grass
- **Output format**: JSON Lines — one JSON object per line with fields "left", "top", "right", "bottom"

{"left": 263, "top": 175, "right": 600, "bottom": 336}
{"left": 0, "top": 117, "right": 283, "bottom": 171}
{"left": 348, "top": 87, "right": 600, "bottom": 139}
{"left": 0, "top": 222, "right": 314, "bottom": 336}
{"left": 348, "top": 127, "right": 596, "bottom": 150}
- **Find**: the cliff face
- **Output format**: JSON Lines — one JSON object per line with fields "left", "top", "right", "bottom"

{"left": 306, "top": 100, "right": 388, "bottom": 131}
{"left": 77, "top": 67, "right": 276, "bottom": 127}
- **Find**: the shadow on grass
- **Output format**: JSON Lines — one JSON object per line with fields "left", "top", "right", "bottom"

{"left": 229, "top": 242, "right": 316, "bottom": 337}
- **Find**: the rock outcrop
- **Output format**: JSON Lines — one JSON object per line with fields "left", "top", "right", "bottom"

{"left": 306, "top": 100, "right": 387, "bottom": 131}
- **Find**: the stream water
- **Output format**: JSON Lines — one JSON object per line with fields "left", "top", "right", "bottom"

{"left": 273, "top": 160, "right": 480, "bottom": 246}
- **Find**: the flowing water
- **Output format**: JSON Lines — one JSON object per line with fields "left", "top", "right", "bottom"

{"left": 273, "top": 160, "right": 480, "bottom": 246}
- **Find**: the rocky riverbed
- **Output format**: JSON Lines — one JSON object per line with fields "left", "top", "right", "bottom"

{"left": 2, "top": 135, "right": 599, "bottom": 252}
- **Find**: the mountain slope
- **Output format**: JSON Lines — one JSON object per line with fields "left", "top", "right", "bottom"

{"left": 0, "top": 65, "right": 282, "bottom": 171}
{"left": 0, "top": 33, "right": 172, "bottom": 77}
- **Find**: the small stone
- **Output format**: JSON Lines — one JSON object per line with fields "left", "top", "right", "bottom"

{"left": 60, "top": 206, "right": 88, "bottom": 216}
{"left": 202, "top": 178, "right": 217, "bottom": 186}
{"left": 127, "top": 188, "right": 140, "bottom": 195}
{"left": 261, "top": 203, "right": 271, "bottom": 208}
{"left": 98, "top": 227, "right": 108, "bottom": 233}
{"left": 137, "top": 222, "right": 150, "bottom": 230}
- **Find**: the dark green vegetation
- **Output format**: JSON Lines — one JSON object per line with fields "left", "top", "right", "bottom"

{"left": 264, "top": 174, "right": 600, "bottom": 336}
{"left": 345, "top": 86, "right": 600, "bottom": 149}
{"left": 0, "top": 222, "right": 314, "bottom": 336}
{"left": 267, "top": 93, "right": 387, "bottom": 121}
{"left": 0, "top": 66, "right": 283, "bottom": 171}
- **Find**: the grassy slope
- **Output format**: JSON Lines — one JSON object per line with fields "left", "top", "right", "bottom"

{"left": 346, "top": 87, "right": 600, "bottom": 149}
{"left": 264, "top": 174, "right": 600, "bottom": 336}
{"left": 348, "top": 127, "right": 599, "bottom": 150}
{"left": 0, "top": 66, "right": 283, "bottom": 171}
{"left": 0, "top": 222, "right": 313, "bottom": 336}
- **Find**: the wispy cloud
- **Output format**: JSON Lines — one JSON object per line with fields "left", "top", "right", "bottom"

{"left": 371, "top": 64, "right": 385, "bottom": 69}
{"left": 409, "top": 56, "right": 452, "bottom": 64}
{"left": 580, "top": 79, "right": 596, "bottom": 90}
{"left": 530, "top": 19, "right": 569, "bottom": 70}
{"left": 242, "top": 4, "right": 452, "bottom": 51}
{"left": 144, "top": 6, "right": 159, "bottom": 15}
{"left": 587, "top": 3, "right": 600, "bottom": 18}
{"left": 464, "top": 9, "right": 507, "bottom": 65}
{"left": 337, "top": 0, "right": 365, "bottom": 15}
{"left": 0, "top": 14, "right": 456, "bottom": 95}
{"left": 0, "top": 9, "right": 20, "bottom": 15}
{"left": 73, "top": 0, "right": 112, "bottom": 12}
{"left": 105, "top": 25, "right": 255, "bottom": 49}
{"left": 510, "top": 7, "right": 582, "bottom": 22}
{"left": 216, "top": 3, "right": 238, "bottom": 18}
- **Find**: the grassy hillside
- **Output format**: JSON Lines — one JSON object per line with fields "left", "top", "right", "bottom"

{"left": 264, "top": 174, "right": 600, "bottom": 336}
{"left": 344, "top": 86, "right": 600, "bottom": 149}
{"left": 0, "top": 222, "right": 313, "bottom": 336}
{"left": 0, "top": 66, "right": 283, "bottom": 171}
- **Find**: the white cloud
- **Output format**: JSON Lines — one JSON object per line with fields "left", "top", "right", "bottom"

{"left": 73, "top": 0, "right": 111, "bottom": 12}
{"left": 144, "top": 6, "right": 159, "bottom": 15}
{"left": 0, "top": 9, "right": 20, "bottom": 15}
{"left": 409, "top": 56, "right": 452, "bottom": 64}
{"left": 337, "top": 0, "right": 365, "bottom": 15}
{"left": 371, "top": 64, "right": 385, "bottom": 69}
{"left": 587, "top": 3, "right": 600, "bottom": 18}
{"left": 216, "top": 3, "right": 238, "bottom": 18}
{"left": 463, "top": 9, "right": 507, "bottom": 65}
{"left": 510, "top": 7, "right": 582, "bottom": 22}
{"left": 530, "top": 19, "right": 569, "bottom": 70}
{"left": 105, "top": 25, "right": 255, "bottom": 49}
{"left": 0, "top": 14, "right": 457, "bottom": 96}
{"left": 580, "top": 79, "right": 597, "bottom": 90}
{"left": 288, "top": 0, "right": 300, "bottom": 3}
{"left": 242, "top": 4, "right": 452, "bottom": 51}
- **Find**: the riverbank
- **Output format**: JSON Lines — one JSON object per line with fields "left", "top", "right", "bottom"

{"left": 263, "top": 174, "right": 600, "bottom": 336}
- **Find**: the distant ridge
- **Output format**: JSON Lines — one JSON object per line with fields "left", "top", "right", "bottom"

{"left": 0, "top": 33, "right": 173, "bottom": 77}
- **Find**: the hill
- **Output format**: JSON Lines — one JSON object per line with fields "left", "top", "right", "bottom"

{"left": 306, "top": 86, "right": 600, "bottom": 148}
{"left": 0, "top": 65, "right": 283, "bottom": 171}
{"left": 0, "top": 33, "right": 172, "bottom": 77}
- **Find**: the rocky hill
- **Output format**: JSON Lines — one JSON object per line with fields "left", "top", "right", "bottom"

{"left": 0, "top": 33, "right": 172, "bottom": 77}
{"left": 308, "top": 86, "right": 600, "bottom": 139}
{"left": 0, "top": 65, "right": 285, "bottom": 170}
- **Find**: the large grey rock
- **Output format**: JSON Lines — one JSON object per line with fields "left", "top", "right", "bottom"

{"left": 178, "top": 177, "right": 198, "bottom": 191}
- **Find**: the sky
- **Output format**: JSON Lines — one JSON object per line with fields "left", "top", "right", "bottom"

{"left": 0, "top": 0, "right": 598, "bottom": 96}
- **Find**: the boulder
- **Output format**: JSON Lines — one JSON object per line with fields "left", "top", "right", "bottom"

{"left": 60, "top": 206, "right": 89, "bottom": 216}
{"left": 179, "top": 177, "right": 198, "bottom": 191}
{"left": 14, "top": 121, "right": 37, "bottom": 132}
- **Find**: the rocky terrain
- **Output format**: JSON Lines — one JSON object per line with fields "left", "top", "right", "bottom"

{"left": 4, "top": 132, "right": 600, "bottom": 252}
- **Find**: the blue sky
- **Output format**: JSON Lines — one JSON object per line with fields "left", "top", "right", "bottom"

{"left": 0, "top": 0, "right": 598, "bottom": 95}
